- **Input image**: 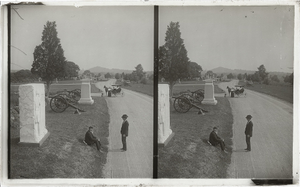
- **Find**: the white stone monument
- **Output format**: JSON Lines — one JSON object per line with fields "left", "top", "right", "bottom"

{"left": 19, "top": 84, "right": 50, "bottom": 146}
{"left": 202, "top": 79, "right": 218, "bottom": 105}
{"left": 158, "top": 84, "right": 174, "bottom": 146}
{"left": 78, "top": 79, "right": 94, "bottom": 105}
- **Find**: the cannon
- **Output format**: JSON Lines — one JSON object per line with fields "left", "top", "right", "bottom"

{"left": 49, "top": 89, "right": 85, "bottom": 113}
{"left": 173, "top": 93, "right": 208, "bottom": 114}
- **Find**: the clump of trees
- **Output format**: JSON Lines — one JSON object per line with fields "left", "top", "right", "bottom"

{"left": 122, "top": 64, "right": 152, "bottom": 84}
{"left": 245, "top": 64, "right": 269, "bottom": 84}
{"left": 187, "top": 62, "right": 203, "bottom": 80}
{"left": 64, "top": 61, "right": 80, "bottom": 79}
{"left": 10, "top": 69, "right": 38, "bottom": 83}
{"left": 205, "top": 70, "right": 216, "bottom": 79}
{"left": 284, "top": 73, "right": 293, "bottom": 85}
{"left": 244, "top": 64, "right": 293, "bottom": 85}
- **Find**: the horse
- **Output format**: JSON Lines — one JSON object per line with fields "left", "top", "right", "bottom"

{"left": 104, "top": 86, "right": 109, "bottom": 95}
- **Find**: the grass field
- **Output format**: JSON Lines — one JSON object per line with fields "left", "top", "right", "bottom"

{"left": 158, "top": 97, "right": 233, "bottom": 178}
{"left": 9, "top": 96, "right": 109, "bottom": 178}
{"left": 239, "top": 81, "right": 293, "bottom": 103}
{"left": 121, "top": 82, "right": 153, "bottom": 97}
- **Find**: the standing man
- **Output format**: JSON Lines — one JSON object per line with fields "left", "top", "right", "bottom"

{"left": 209, "top": 127, "right": 228, "bottom": 153}
{"left": 245, "top": 115, "right": 253, "bottom": 152}
{"left": 84, "top": 126, "right": 103, "bottom": 153}
{"left": 120, "top": 114, "right": 129, "bottom": 151}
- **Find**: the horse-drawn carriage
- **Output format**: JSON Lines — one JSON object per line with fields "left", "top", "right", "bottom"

{"left": 230, "top": 85, "right": 246, "bottom": 97}
{"left": 104, "top": 84, "right": 124, "bottom": 97}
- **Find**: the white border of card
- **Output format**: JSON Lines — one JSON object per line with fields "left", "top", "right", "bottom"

{"left": 1, "top": 0, "right": 299, "bottom": 186}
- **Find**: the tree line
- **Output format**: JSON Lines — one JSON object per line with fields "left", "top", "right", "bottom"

{"left": 81, "top": 64, "right": 153, "bottom": 84}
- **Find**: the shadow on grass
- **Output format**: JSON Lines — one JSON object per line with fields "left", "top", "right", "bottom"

{"left": 158, "top": 97, "right": 233, "bottom": 178}
{"left": 233, "top": 149, "right": 248, "bottom": 152}
{"left": 108, "top": 148, "right": 123, "bottom": 152}
{"left": 9, "top": 97, "right": 110, "bottom": 179}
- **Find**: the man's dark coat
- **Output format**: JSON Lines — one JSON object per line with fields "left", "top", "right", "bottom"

{"left": 85, "top": 131, "right": 98, "bottom": 145}
{"left": 121, "top": 120, "right": 129, "bottom": 136}
{"left": 209, "top": 131, "right": 222, "bottom": 146}
{"left": 245, "top": 120, "right": 253, "bottom": 137}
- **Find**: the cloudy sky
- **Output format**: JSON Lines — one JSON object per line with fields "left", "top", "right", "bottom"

{"left": 159, "top": 6, "right": 294, "bottom": 73}
{"left": 11, "top": 5, "right": 154, "bottom": 71}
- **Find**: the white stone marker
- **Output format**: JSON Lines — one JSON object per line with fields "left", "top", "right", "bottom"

{"left": 158, "top": 84, "right": 174, "bottom": 146}
{"left": 19, "top": 84, "right": 50, "bottom": 146}
{"left": 78, "top": 79, "right": 94, "bottom": 105}
{"left": 202, "top": 79, "right": 218, "bottom": 105}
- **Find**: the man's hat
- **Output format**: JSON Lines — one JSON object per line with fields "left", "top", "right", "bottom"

{"left": 122, "top": 114, "right": 128, "bottom": 118}
{"left": 246, "top": 115, "right": 252, "bottom": 119}
{"left": 213, "top": 127, "right": 218, "bottom": 130}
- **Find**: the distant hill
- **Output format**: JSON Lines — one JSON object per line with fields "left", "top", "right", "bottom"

{"left": 79, "top": 66, "right": 153, "bottom": 75}
{"left": 78, "top": 66, "right": 132, "bottom": 75}
{"left": 210, "top": 67, "right": 233, "bottom": 74}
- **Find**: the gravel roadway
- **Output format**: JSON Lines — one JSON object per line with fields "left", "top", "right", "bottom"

{"left": 95, "top": 79, "right": 153, "bottom": 178}
{"left": 218, "top": 80, "right": 293, "bottom": 179}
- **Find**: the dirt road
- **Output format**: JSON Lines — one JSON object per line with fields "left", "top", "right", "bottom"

{"left": 95, "top": 79, "right": 153, "bottom": 178}
{"left": 218, "top": 80, "right": 293, "bottom": 178}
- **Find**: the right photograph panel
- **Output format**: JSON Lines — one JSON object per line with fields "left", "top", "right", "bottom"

{"left": 158, "top": 6, "right": 294, "bottom": 178}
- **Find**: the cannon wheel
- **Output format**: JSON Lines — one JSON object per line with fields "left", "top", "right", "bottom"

{"left": 68, "top": 91, "right": 81, "bottom": 102}
{"left": 194, "top": 92, "right": 204, "bottom": 103}
{"left": 70, "top": 89, "right": 81, "bottom": 101}
{"left": 173, "top": 96, "right": 192, "bottom": 113}
{"left": 50, "top": 95, "right": 69, "bottom": 113}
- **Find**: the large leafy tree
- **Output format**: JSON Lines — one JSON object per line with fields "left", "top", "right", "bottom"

{"left": 31, "top": 21, "right": 66, "bottom": 97}
{"left": 227, "top": 73, "right": 234, "bottom": 79}
{"left": 188, "top": 62, "right": 203, "bottom": 79}
{"left": 105, "top": 72, "right": 111, "bottom": 79}
{"left": 115, "top": 73, "right": 121, "bottom": 79}
{"left": 271, "top": 75, "right": 280, "bottom": 83}
{"left": 159, "top": 22, "right": 190, "bottom": 97}
{"left": 133, "top": 64, "right": 145, "bottom": 80}
{"left": 83, "top": 70, "right": 93, "bottom": 78}
{"left": 257, "top": 64, "right": 268, "bottom": 81}
{"left": 64, "top": 61, "right": 80, "bottom": 79}
{"left": 205, "top": 70, "right": 215, "bottom": 79}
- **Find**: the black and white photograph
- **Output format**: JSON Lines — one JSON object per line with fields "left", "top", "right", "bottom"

{"left": 8, "top": 5, "right": 153, "bottom": 179}
{"left": 1, "top": 1, "right": 299, "bottom": 186}
{"left": 158, "top": 6, "right": 295, "bottom": 179}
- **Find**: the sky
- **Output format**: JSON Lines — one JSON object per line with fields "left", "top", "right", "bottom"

{"left": 159, "top": 6, "right": 294, "bottom": 73}
{"left": 10, "top": 5, "right": 295, "bottom": 73}
{"left": 10, "top": 5, "right": 154, "bottom": 71}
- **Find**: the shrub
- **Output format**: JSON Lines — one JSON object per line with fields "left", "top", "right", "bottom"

{"left": 263, "top": 77, "right": 270, "bottom": 85}
{"left": 141, "top": 77, "right": 147, "bottom": 84}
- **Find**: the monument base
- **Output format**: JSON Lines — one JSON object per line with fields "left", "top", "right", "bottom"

{"left": 19, "top": 132, "right": 50, "bottom": 147}
{"left": 158, "top": 132, "right": 175, "bottom": 147}
{"left": 78, "top": 98, "right": 94, "bottom": 105}
{"left": 202, "top": 98, "right": 218, "bottom": 105}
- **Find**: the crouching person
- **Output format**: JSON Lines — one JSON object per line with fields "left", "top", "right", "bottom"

{"left": 84, "top": 126, "right": 104, "bottom": 153}
{"left": 209, "top": 127, "right": 228, "bottom": 153}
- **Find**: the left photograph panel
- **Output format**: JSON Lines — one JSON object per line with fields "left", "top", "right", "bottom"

{"left": 9, "top": 5, "right": 154, "bottom": 178}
